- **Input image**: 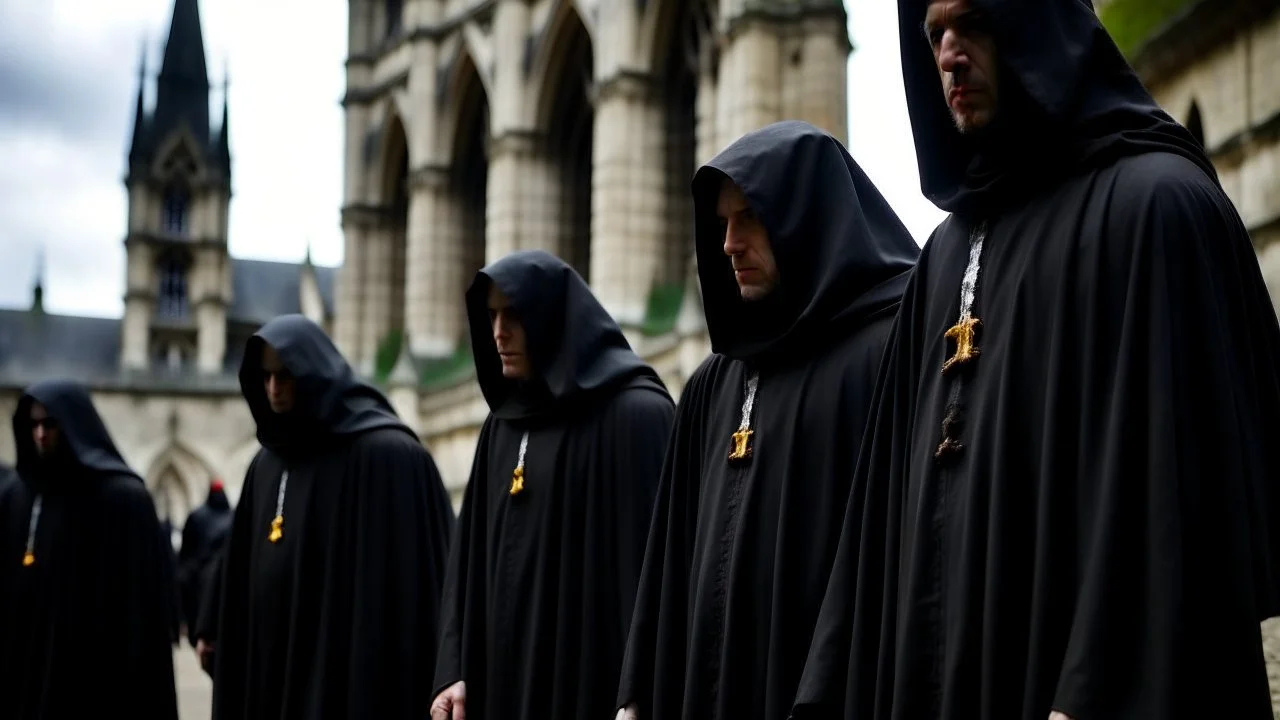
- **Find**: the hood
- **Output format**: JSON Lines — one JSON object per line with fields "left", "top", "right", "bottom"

{"left": 465, "top": 250, "right": 667, "bottom": 421}
{"left": 239, "top": 314, "right": 410, "bottom": 455}
{"left": 898, "top": 0, "right": 1216, "bottom": 216}
{"left": 12, "top": 379, "right": 141, "bottom": 487}
{"left": 692, "top": 120, "right": 920, "bottom": 361}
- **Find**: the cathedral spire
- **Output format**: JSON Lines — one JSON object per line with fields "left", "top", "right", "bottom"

{"left": 30, "top": 246, "right": 45, "bottom": 313}
{"left": 215, "top": 67, "right": 231, "bottom": 175}
{"left": 127, "top": 39, "right": 149, "bottom": 174}
{"left": 153, "top": 0, "right": 211, "bottom": 143}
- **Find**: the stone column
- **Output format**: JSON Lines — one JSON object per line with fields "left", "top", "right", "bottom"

{"left": 716, "top": 18, "right": 781, "bottom": 146}
{"left": 334, "top": 209, "right": 367, "bottom": 365}
{"left": 781, "top": 13, "right": 850, "bottom": 144}
{"left": 486, "top": 131, "right": 542, "bottom": 261}
{"left": 121, "top": 240, "right": 154, "bottom": 370}
{"left": 590, "top": 72, "right": 666, "bottom": 324}
{"left": 696, "top": 56, "right": 720, "bottom": 166}
{"left": 359, "top": 218, "right": 394, "bottom": 377}
{"left": 405, "top": 166, "right": 467, "bottom": 357}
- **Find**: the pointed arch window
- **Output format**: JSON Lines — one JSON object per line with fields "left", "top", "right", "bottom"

{"left": 386, "top": 0, "right": 403, "bottom": 37}
{"left": 163, "top": 186, "right": 189, "bottom": 236}
{"left": 157, "top": 254, "right": 189, "bottom": 318}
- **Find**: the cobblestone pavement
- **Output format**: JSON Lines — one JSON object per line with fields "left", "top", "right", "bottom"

{"left": 175, "top": 640, "right": 212, "bottom": 720}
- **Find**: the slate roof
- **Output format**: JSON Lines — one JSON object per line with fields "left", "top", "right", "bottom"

{"left": 228, "top": 259, "right": 335, "bottom": 326}
{"left": 0, "top": 258, "right": 335, "bottom": 390}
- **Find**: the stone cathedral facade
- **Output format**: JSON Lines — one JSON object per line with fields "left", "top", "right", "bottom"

{"left": 0, "top": 0, "right": 335, "bottom": 532}
{"left": 336, "top": 0, "right": 852, "bottom": 491}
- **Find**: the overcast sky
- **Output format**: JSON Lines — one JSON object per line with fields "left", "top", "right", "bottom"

{"left": 0, "top": 0, "right": 945, "bottom": 319}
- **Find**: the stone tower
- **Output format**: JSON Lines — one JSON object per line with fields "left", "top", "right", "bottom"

{"left": 122, "top": 0, "right": 231, "bottom": 375}
{"left": 336, "top": 0, "right": 851, "bottom": 377}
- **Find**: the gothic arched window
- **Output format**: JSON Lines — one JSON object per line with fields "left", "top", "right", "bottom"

{"left": 162, "top": 186, "right": 189, "bottom": 236}
{"left": 157, "top": 255, "right": 189, "bottom": 318}
{"left": 386, "top": 0, "right": 403, "bottom": 37}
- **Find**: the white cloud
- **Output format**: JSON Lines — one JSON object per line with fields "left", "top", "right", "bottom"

{"left": 845, "top": 0, "right": 948, "bottom": 244}
{"left": 0, "top": 0, "right": 942, "bottom": 320}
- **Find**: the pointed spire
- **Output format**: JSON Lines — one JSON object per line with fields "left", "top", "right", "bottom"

{"left": 154, "top": 0, "right": 211, "bottom": 143}
{"left": 216, "top": 66, "right": 231, "bottom": 174}
{"left": 127, "top": 38, "right": 150, "bottom": 171}
{"left": 30, "top": 246, "right": 45, "bottom": 313}
{"left": 303, "top": 237, "right": 314, "bottom": 266}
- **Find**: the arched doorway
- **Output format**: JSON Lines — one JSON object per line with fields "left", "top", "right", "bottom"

{"left": 541, "top": 6, "right": 595, "bottom": 280}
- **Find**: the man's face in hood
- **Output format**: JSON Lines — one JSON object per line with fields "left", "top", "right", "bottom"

{"left": 29, "top": 402, "right": 61, "bottom": 459}
{"left": 924, "top": 0, "right": 1000, "bottom": 135}
{"left": 260, "top": 343, "right": 296, "bottom": 414}
{"left": 487, "top": 283, "right": 531, "bottom": 380}
{"left": 717, "top": 177, "right": 778, "bottom": 302}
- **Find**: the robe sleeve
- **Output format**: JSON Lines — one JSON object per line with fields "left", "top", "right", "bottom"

{"left": 433, "top": 419, "right": 494, "bottom": 699}
{"left": 343, "top": 431, "right": 456, "bottom": 718}
{"left": 616, "top": 358, "right": 714, "bottom": 716}
{"left": 607, "top": 387, "right": 677, "bottom": 646}
{"left": 1051, "top": 164, "right": 1280, "bottom": 718}
{"left": 99, "top": 476, "right": 180, "bottom": 719}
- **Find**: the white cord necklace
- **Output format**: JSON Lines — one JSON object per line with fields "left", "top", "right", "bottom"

{"left": 728, "top": 371, "right": 760, "bottom": 465}
{"left": 510, "top": 431, "right": 529, "bottom": 496}
{"left": 268, "top": 470, "right": 288, "bottom": 543}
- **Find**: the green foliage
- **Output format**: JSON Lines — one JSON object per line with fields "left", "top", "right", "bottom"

{"left": 373, "top": 329, "right": 404, "bottom": 383}
{"left": 1098, "top": 0, "right": 1200, "bottom": 58}
{"left": 638, "top": 282, "right": 686, "bottom": 336}
{"left": 420, "top": 342, "right": 475, "bottom": 389}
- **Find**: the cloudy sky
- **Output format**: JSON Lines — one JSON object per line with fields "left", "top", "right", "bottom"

{"left": 0, "top": 0, "right": 944, "bottom": 319}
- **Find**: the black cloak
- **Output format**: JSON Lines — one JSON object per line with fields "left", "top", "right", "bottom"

{"left": 212, "top": 314, "right": 456, "bottom": 719}
{"left": 433, "top": 249, "right": 676, "bottom": 720}
{"left": 792, "top": 2, "right": 1280, "bottom": 719}
{"left": 0, "top": 379, "right": 179, "bottom": 719}
{"left": 179, "top": 482, "right": 232, "bottom": 645}
{"left": 616, "top": 120, "right": 919, "bottom": 720}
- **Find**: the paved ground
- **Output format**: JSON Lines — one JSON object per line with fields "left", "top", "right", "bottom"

{"left": 175, "top": 640, "right": 212, "bottom": 720}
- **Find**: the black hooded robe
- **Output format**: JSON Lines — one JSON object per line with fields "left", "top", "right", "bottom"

{"left": 433, "top": 250, "right": 676, "bottom": 720}
{"left": 179, "top": 484, "right": 232, "bottom": 645}
{"left": 792, "top": 3, "right": 1280, "bottom": 719}
{"left": 212, "top": 314, "right": 456, "bottom": 719}
{"left": 616, "top": 121, "right": 919, "bottom": 720}
{"left": 0, "top": 380, "right": 179, "bottom": 720}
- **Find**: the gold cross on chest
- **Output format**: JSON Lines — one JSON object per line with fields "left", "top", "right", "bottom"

{"left": 727, "top": 371, "right": 760, "bottom": 466}
{"left": 941, "top": 314, "right": 981, "bottom": 375}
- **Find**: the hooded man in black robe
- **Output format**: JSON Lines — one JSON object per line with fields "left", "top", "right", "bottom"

{"left": 0, "top": 379, "right": 179, "bottom": 719}
{"left": 431, "top": 249, "right": 675, "bottom": 720}
{"left": 791, "top": 2, "right": 1280, "bottom": 719}
{"left": 615, "top": 120, "right": 920, "bottom": 720}
{"left": 179, "top": 478, "right": 232, "bottom": 645}
{"left": 212, "top": 314, "right": 456, "bottom": 719}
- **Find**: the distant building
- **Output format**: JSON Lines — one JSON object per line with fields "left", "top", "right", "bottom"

{"left": 0, "top": 0, "right": 333, "bottom": 528}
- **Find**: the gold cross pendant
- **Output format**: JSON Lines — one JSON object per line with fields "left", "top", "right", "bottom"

{"left": 510, "top": 465, "right": 525, "bottom": 496}
{"left": 268, "top": 515, "right": 284, "bottom": 543}
{"left": 22, "top": 550, "right": 34, "bottom": 567}
{"left": 942, "top": 315, "right": 981, "bottom": 375}
{"left": 728, "top": 429, "right": 754, "bottom": 465}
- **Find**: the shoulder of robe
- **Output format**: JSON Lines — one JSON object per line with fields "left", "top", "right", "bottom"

{"left": 608, "top": 382, "right": 676, "bottom": 416}
{"left": 98, "top": 474, "right": 159, "bottom": 519}
{"left": 1102, "top": 152, "right": 1227, "bottom": 229}
{"left": 682, "top": 353, "right": 727, "bottom": 400}
{"left": 348, "top": 426, "right": 434, "bottom": 468}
